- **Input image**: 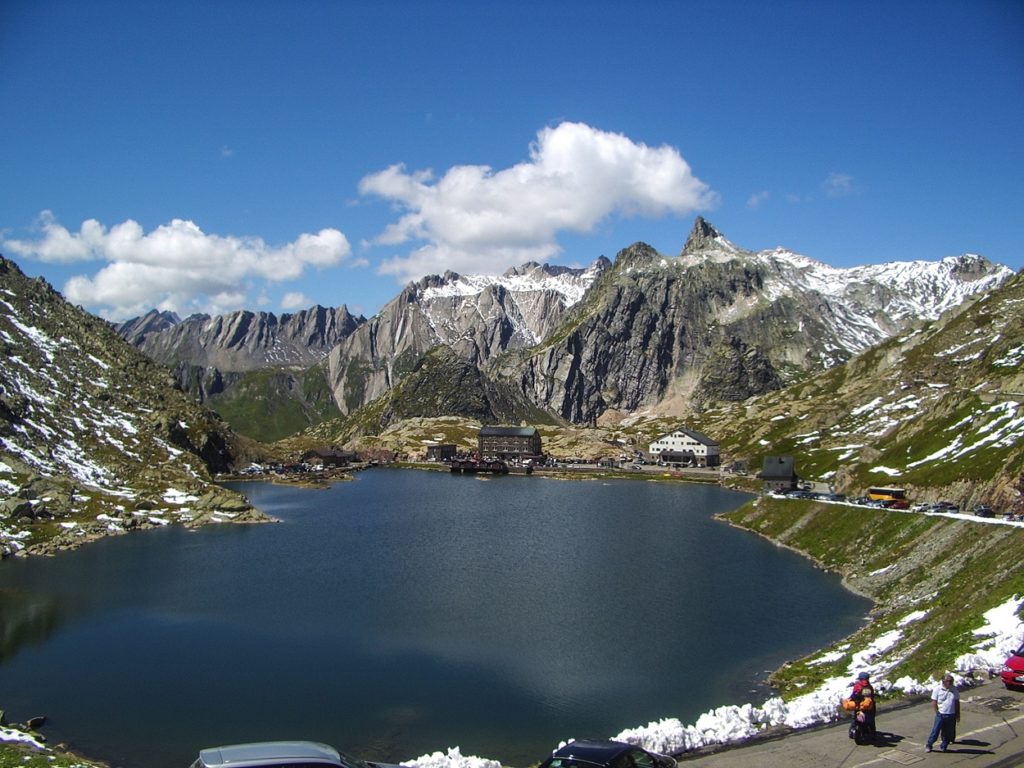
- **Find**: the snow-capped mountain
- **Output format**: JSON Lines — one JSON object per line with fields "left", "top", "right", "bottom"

{"left": 680, "top": 217, "right": 1012, "bottom": 362}
{"left": 491, "top": 218, "right": 1014, "bottom": 424}
{"left": 693, "top": 266, "right": 1024, "bottom": 511}
{"left": 119, "top": 217, "right": 1014, "bottom": 436}
{"left": 416, "top": 260, "right": 609, "bottom": 345}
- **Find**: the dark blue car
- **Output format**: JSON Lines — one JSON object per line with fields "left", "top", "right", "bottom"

{"left": 539, "top": 740, "right": 677, "bottom": 768}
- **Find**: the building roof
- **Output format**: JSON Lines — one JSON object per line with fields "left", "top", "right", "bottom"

{"left": 479, "top": 426, "right": 538, "bottom": 437}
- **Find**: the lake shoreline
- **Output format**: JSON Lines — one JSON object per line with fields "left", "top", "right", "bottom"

{"left": 4, "top": 470, "right": 990, "bottom": 768}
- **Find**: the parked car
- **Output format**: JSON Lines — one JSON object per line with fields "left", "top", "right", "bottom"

{"left": 974, "top": 505, "right": 995, "bottom": 518}
{"left": 538, "top": 740, "right": 677, "bottom": 768}
{"left": 190, "top": 742, "right": 398, "bottom": 768}
{"left": 1000, "top": 644, "right": 1024, "bottom": 689}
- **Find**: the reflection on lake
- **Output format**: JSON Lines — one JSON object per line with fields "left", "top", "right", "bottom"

{"left": 0, "top": 589, "right": 62, "bottom": 663}
{"left": 0, "top": 470, "right": 869, "bottom": 768}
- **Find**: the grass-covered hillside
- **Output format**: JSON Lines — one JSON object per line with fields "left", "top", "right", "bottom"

{"left": 721, "top": 496, "right": 1024, "bottom": 696}
{"left": 198, "top": 362, "right": 341, "bottom": 443}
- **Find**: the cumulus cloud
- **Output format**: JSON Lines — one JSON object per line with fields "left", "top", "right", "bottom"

{"left": 359, "top": 121, "right": 717, "bottom": 283}
{"left": 4, "top": 211, "right": 352, "bottom": 319}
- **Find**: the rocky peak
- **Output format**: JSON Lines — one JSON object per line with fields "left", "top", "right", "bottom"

{"left": 612, "top": 241, "right": 661, "bottom": 270}
{"left": 680, "top": 217, "right": 743, "bottom": 259}
{"left": 947, "top": 253, "right": 998, "bottom": 280}
{"left": 682, "top": 217, "right": 722, "bottom": 254}
{"left": 116, "top": 309, "right": 182, "bottom": 345}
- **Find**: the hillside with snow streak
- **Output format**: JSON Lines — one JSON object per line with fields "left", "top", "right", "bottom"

{"left": 0, "top": 256, "right": 267, "bottom": 557}
{"left": 692, "top": 267, "right": 1024, "bottom": 511}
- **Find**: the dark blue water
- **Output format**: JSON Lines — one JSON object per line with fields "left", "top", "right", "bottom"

{"left": 0, "top": 470, "right": 868, "bottom": 768}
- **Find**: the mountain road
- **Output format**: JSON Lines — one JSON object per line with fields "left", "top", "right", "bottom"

{"left": 679, "top": 679, "right": 1024, "bottom": 767}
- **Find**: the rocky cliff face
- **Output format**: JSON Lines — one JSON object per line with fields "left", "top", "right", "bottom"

{"left": 324, "top": 259, "right": 609, "bottom": 415}
{"left": 118, "top": 305, "right": 365, "bottom": 437}
{"left": 117, "top": 309, "right": 181, "bottom": 346}
{"left": 122, "top": 304, "right": 364, "bottom": 372}
{"left": 499, "top": 219, "right": 1013, "bottom": 423}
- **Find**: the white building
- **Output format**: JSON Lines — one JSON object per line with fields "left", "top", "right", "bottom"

{"left": 649, "top": 428, "right": 720, "bottom": 467}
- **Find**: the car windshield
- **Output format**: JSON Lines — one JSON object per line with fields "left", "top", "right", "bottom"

{"left": 543, "top": 750, "right": 664, "bottom": 768}
{"left": 543, "top": 755, "right": 628, "bottom": 768}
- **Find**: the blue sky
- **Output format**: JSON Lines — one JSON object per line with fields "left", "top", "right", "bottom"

{"left": 2, "top": 0, "right": 1022, "bottom": 320}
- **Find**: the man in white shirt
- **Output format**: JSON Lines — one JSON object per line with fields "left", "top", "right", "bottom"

{"left": 926, "top": 673, "right": 960, "bottom": 752}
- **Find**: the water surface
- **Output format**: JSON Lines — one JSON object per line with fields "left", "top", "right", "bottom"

{"left": 0, "top": 469, "right": 868, "bottom": 768}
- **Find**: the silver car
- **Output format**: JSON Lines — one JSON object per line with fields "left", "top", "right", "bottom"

{"left": 191, "top": 741, "right": 393, "bottom": 768}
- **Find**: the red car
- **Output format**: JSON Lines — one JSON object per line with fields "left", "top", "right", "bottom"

{"left": 1000, "top": 644, "right": 1024, "bottom": 688}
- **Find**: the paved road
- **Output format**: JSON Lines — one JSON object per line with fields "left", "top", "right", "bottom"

{"left": 678, "top": 680, "right": 1024, "bottom": 767}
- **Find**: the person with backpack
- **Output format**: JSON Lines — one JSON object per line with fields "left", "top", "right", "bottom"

{"left": 845, "top": 671, "right": 877, "bottom": 743}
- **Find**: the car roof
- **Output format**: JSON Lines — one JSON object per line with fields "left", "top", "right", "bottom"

{"left": 197, "top": 741, "right": 344, "bottom": 768}
{"left": 551, "top": 740, "right": 634, "bottom": 764}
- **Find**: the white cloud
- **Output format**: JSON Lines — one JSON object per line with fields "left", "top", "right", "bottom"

{"left": 359, "top": 121, "right": 717, "bottom": 283}
{"left": 3, "top": 212, "right": 352, "bottom": 320}
{"left": 281, "top": 291, "right": 311, "bottom": 310}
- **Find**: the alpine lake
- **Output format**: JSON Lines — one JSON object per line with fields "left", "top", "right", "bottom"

{"left": 0, "top": 468, "right": 869, "bottom": 768}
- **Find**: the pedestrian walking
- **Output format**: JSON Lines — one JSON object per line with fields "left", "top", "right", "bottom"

{"left": 925, "top": 673, "right": 960, "bottom": 752}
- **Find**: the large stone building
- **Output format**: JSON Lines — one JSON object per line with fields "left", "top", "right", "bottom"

{"left": 648, "top": 428, "right": 720, "bottom": 467}
{"left": 478, "top": 426, "right": 543, "bottom": 461}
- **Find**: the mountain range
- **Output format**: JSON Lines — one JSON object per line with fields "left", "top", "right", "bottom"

{"left": 117, "top": 304, "right": 364, "bottom": 442}
{"left": 1, "top": 217, "right": 1020, "bottom": 558}
{"left": 117, "top": 218, "right": 1014, "bottom": 438}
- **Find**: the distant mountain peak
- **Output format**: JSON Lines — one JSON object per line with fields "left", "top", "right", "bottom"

{"left": 680, "top": 217, "right": 741, "bottom": 257}
{"left": 116, "top": 308, "right": 182, "bottom": 346}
